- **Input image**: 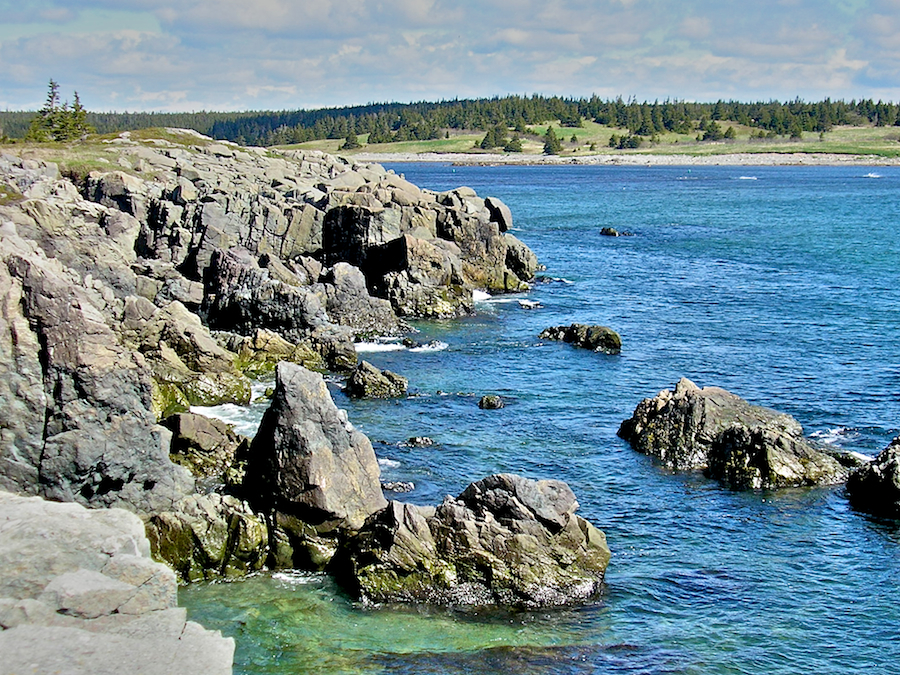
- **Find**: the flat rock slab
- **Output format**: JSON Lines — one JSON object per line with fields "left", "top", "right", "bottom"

{"left": 0, "top": 623, "right": 233, "bottom": 675}
{"left": 0, "top": 491, "right": 233, "bottom": 674}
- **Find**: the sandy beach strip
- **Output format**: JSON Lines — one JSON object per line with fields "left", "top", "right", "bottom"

{"left": 353, "top": 151, "right": 900, "bottom": 167}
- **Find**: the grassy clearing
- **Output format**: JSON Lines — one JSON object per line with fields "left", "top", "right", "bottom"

{"left": 0, "top": 127, "right": 232, "bottom": 182}
{"left": 282, "top": 122, "right": 900, "bottom": 159}
{"left": 0, "top": 183, "right": 24, "bottom": 205}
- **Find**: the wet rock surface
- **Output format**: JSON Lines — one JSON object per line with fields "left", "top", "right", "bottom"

{"left": 618, "top": 378, "right": 848, "bottom": 489}
{"left": 344, "top": 360, "right": 409, "bottom": 399}
{"left": 846, "top": 435, "right": 900, "bottom": 516}
{"left": 539, "top": 324, "right": 622, "bottom": 355}
{"left": 245, "top": 362, "right": 388, "bottom": 568}
{"left": 334, "top": 474, "right": 610, "bottom": 608}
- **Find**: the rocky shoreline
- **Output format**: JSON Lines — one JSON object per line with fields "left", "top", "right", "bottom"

{"left": 352, "top": 150, "right": 900, "bottom": 166}
{"left": 2, "top": 131, "right": 897, "bottom": 672}
{"left": 0, "top": 130, "right": 562, "bottom": 671}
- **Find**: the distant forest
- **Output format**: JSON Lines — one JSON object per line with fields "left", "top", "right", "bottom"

{"left": 3, "top": 95, "right": 900, "bottom": 146}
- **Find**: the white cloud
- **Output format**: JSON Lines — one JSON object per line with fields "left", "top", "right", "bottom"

{"left": 1, "top": 0, "right": 900, "bottom": 110}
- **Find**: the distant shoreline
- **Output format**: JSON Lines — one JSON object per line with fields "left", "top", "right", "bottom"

{"left": 353, "top": 151, "right": 900, "bottom": 167}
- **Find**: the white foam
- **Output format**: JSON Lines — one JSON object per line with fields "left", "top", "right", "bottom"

{"left": 272, "top": 571, "right": 323, "bottom": 586}
{"left": 189, "top": 402, "right": 265, "bottom": 438}
{"left": 737, "top": 176, "right": 758, "bottom": 180}
{"left": 810, "top": 426, "right": 860, "bottom": 447}
{"left": 409, "top": 340, "right": 449, "bottom": 353}
{"left": 864, "top": 172, "right": 882, "bottom": 179}
{"left": 473, "top": 289, "right": 492, "bottom": 302}
{"left": 355, "top": 341, "right": 406, "bottom": 353}
{"left": 378, "top": 457, "right": 401, "bottom": 468}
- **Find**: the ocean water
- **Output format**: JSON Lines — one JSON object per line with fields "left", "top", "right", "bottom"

{"left": 181, "top": 164, "right": 900, "bottom": 675}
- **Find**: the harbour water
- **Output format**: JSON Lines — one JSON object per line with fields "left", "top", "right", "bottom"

{"left": 182, "top": 163, "right": 900, "bottom": 675}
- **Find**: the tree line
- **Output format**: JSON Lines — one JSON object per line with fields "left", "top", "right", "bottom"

{"left": 4, "top": 93, "right": 900, "bottom": 146}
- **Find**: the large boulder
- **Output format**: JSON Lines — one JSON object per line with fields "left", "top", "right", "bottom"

{"left": 144, "top": 493, "right": 268, "bottom": 583}
{"left": 334, "top": 474, "right": 610, "bottom": 608}
{"left": 131, "top": 300, "right": 253, "bottom": 415}
{"left": 244, "top": 362, "right": 388, "bottom": 568}
{"left": 344, "top": 360, "right": 408, "bottom": 399}
{"left": 618, "top": 378, "right": 848, "bottom": 489}
{"left": 0, "top": 490, "right": 233, "bottom": 675}
{"left": 160, "top": 412, "right": 250, "bottom": 488}
{"left": 540, "top": 324, "right": 622, "bottom": 355}
{"left": 314, "top": 262, "right": 403, "bottom": 334}
{"left": 203, "top": 247, "right": 384, "bottom": 370}
{"left": 846, "top": 436, "right": 900, "bottom": 516}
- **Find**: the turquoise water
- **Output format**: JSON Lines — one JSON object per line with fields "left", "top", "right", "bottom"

{"left": 182, "top": 164, "right": 900, "bottom": 674}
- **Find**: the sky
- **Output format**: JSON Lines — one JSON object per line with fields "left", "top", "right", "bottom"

{"left": 1, "top": 0, "right": 899, "bottom": 112}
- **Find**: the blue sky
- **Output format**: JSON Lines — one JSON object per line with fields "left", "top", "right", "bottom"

{"left": 1, "top": 0, "right": 898, "bottom": 112}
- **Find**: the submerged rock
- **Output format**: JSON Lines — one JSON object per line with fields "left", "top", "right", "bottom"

{"left": 381, "top": 481, "right": 415, "bottom": 493}
{"left": 846, "top": 436, "right": 900, "bottom": 516}
{"left": 344, "top": 360, "right": 409, "bottom": 399}
{"left": 618, "top": 378, "right": 848, "bottom": 489}
{"left": 333, "top": 474, "right": 610, "bottom": 608}
{"left": 539, "top": 324, "right": 622, "bottom": 355}
{"left": 244, "top": 362, "right": 387, "bottom": 568}
{"left": 478, "top": 394, "right": 505, "bottom": 409}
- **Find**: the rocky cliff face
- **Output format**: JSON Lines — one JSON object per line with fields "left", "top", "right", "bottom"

{"left": 0, "top": 132, "right": 538, "bottom": 516}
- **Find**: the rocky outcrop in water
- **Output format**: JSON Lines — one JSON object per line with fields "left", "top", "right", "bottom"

{"left": 344, "top": 360, "right": 409, "bottom": 398}
{"left": 618, "top": 378, "right": 848, "bottom": 489}
{"left": 846, "top": 436, "right": 900, "bottom": 516}
{"left": 144, "top": 492, "right": 268, "bottom": 583}
{"left": 244, "top": 362, "right": 388, "bottom": 568}
{"left": 478, "top": 394, "right": 505, "bottom": 409}
{"left": 539, "top": 324, "right": 622, "bottom": 355}
{"left": 0, "top": 490, "right": 233, "bottom": 674}
{"left": 333, "top": 473, "right": 610, "bottom": 608}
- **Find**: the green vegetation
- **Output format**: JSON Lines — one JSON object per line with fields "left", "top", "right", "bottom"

{"left": 340, "top": 132, "right": 361, "bottom": 150}
{"left": 5, "top": 89, "right": 900, "bottom": 159}
{"left": 0, "top": 184, "right": 24, "bottom": 205}
{"left": 24, "top": 80, "right": 93, "bottom": 142}
{"left": 543, "top": 126, "right": 563, "bottom": 155}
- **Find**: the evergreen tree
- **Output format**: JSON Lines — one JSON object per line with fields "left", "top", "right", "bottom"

{"left": 543, "top": 126, "right": 562, "bottom": 154}
{"left": 480, "top": 123, "right": 507, "bottom": 149}
{"left": 25, "top": 80, "right": 93, "bottom": 142}
{"left": 503, "top": 135, "right": 523, "bottom": 152}
{"left": 701, "top": 121, "right": 724, "bottom": 141}
{"left": 340, "top": 132, "right": 361, "bottom": 150}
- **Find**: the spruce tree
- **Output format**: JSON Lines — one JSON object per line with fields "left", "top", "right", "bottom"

{"left": 543, "top": 126, "right": 562, "bottom": 154}
{"left": 25, "top": 80, "right": 93, "bottom": 142}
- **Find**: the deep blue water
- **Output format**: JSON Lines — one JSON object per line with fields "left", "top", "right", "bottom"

{"left": 182, "top": 164, "right": 900, "bottom": 675}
